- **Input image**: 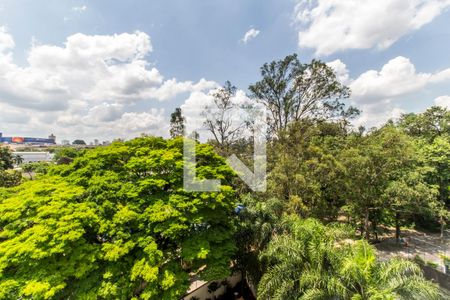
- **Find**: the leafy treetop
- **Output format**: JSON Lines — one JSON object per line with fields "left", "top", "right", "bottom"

{"left": 0, "top": 136, "right": 237, "bottom": 300}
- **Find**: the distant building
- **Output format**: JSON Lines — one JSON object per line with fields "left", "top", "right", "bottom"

{"left": 0, "top": 132, "right": 56, "bottom": 145}
{"left": 61, "top": 140, "right": 70, "bottom": 145}
{"left": 13, "top": 152, "right": 54, "bottom": 164}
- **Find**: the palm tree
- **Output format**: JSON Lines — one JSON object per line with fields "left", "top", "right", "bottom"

{"left": 257, "top": 216, "right": 441, "bottom": 300}
{"left": 13, "top": 154, "right": 24, "bottom": 166}
{"left": 258, "top": 217, "right": 350, "bottom": 299}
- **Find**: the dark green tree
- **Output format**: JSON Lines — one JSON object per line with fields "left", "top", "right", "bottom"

{"left": 0, "top": 147, "right": 14, "bottom": 170}
{"left": 249, "top": 54, "right": 357, "bottom": 136}
{"left": 267, "top": 120, "right": 348, "bottom": 220}
{"left": 72, "top": 139, "right": 86, "bottom": 145}
{"left": 169, "top": 107, "right": 186, "bottom": 138}
{"left": 422, "top": 136, "right": 450, "bottom": 237}
{"left": 53, "top": 147, "right": 84, "bottom": 165}
{"left": 0, "top": 147, "right": 21, "bottom": 188}
{"left": 339, "top": 127, "right": 418, "bottom": 240}
{"left": 398, "top": 106, "right": 450, "bottom": 141}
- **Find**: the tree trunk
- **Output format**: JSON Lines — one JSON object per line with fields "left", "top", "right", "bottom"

{"left": 395, "top": 211, "right": 401, "bottom": 243}
{"left": 440, "top": 216, "right": 445, "bottom": 242}
{"left": 372, "top": 218, "right": 378, "bottom": 242}
{"left": 364, "top": 209, "right": 370, "bottom": 240}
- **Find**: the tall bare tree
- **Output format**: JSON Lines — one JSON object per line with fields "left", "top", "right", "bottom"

{"left": 203, "top": 81, "right": 246, "bottom": 154}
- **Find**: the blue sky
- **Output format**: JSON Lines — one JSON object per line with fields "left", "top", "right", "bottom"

{"left": 0, "top": 0, "right": 450, "bottom": 142}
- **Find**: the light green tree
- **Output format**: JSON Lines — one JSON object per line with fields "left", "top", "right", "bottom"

{"left": 0, "top": 137, "right": 237, "bottom": 299}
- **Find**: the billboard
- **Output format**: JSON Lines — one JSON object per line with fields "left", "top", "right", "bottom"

{"left": 12, "top": 137, "right": 25, "bottom": 143}
{"left": 0, "top": 136, "right": 55, "bottom": 144}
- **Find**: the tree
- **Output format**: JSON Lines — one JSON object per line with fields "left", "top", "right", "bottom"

{"left": 234, "top": 196, "right": 283, "bottom": 285}
{"left": 0, "top": 146, "right": 14, "bottom": 170}
{"left": 337, "top": 241, "right": 440, "bottom": 300}
{"left": 21, "top": 163, "right": 35, "bottom": 180}
{"left": 248, "top": 54, "right": 357, "bottom": 136}
{"left": 339, "top": 127, "right": 417, "bottom": 240}
{"left": 0, "top": 147, "right": 21, "bottom": 188}
{"left": 72, "top": 139, "right": 86, "bottom": 145}
{"left": 188, "top": 130, "right": 200, "bottom": 141}
{"left": 169, "top": 107, "right": 186, "bottom": 138}
{"left": 267, "top": 120, "right": 348, "bottom": 220}
{"left": 53, "top": 147, "right": 84, "bottom": 165}
{"left": 203, "top": 81, "right": 246, "bottom": 155}
{"left": 422, "top": 136, "right": 450, "bottom": 238}
{"left": 13, "top": 154, "right": 23, "bottom": 166}
{"left": 258, "top": 216, "right": 440, "bottom": 300}
{"left": 398, "top": 106, "right": 450, "bottom": 141}
{"left": 383, "top": 169, "right": 439, "bottom": 242}
{"left": 0, "top": 170, "right": 21, "bottom": 188}
{"left": 0, "top": 136, "right": 237, "bottom": 299}
{"left": 20, "top": 162, "right": 50, "bottom": 180}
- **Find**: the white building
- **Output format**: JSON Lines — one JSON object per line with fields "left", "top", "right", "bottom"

{"left": 13, "top": 152, "right": 54, "bottom": 164}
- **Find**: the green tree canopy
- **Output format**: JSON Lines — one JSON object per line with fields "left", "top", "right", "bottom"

{"left": 339, "top": 126, "right": 421, "bottom": 239}
{"left": 0, "top": 147, "right": 21, "bottom": 188}
{"left": 267, "top": 120, "right": 348, "bottom": 220}
{"left": 258, "top": 216, "right": 440, "bottom": 300}
{"left": 72, "top": 139, "right": 86, "bottom": 145}
{"left": 53, "top": 147, "right": 84, "bottom": 165}
{"left": 0, "top": 147, "right": 14, "bottom": 171}
{"left": 398, "top": 106, "right": 450, "bottom": 141}
{"left": 0, "top": 137, "right": 237, "bottom": 299}
{"left": 249, "top": 54, "right": 357, "bottom": 136}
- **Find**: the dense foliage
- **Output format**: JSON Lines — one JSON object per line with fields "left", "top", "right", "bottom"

{"left": 0, "top": 137, "right": 237, "bottom": 299}
{"left": 0, "top": 147, "right": 22, "bottom": 188}
{"left": 258, "top": 216, "right": 440, "bottom": 300}
{"left": 0, "top": 53, "right": 448, "bottom": 299}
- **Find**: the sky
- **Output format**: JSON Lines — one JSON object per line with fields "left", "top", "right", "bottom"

{"left": 0, "top": 0, "right": 450, "bottom": 143}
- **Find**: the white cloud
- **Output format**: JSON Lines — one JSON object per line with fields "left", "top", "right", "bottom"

{"left": 0, "top": 26, "right": 14, "bottom": 52}
{"left": 328, "top": 56, "right": 450, "bottom": 127}
{"left": 150, "top": 78, "right": 217, "bottom": 101}
{"left": 434, "top": 96, "right": 450, "bottom": 108}
{"left": 72, "top": 5, "right": 87, "bottom": 12}
{"left": 350, "top": 56, "right": 450, "bottom": 102}
{"left": 295, "top": 0, "right": 450, "bottom": 56}
{"left": 0, "top": 27, "right": 218, "bottom": 141}
{"left": 113, "top": 109, "right": 166, "bottom": 136}
{"left": 326, "top": 59, "right": 350, "bottom": 84}
{"left": 84, "top": 103, "right": 124, "bottom": 123}
{"left": 241, "top": 28, "right": 260, "bottom": 44}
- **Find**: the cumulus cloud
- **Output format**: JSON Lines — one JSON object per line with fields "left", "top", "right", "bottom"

{"left": 0, "top": 26, "right": 14, "bottom": 52}
{"left": 350, "top": 56, "right": 450, "bottom": 102}
{"left": 326, "top": 59, "right": 350, "bottom": 84}
{"left": 0, "top": 27, "right": 217, "bottom": 141}
{"left": 434, "top": 96, "right": 450, "bottom": 108}
{"left": 241, "top": 28, "right": 260, "bottom": 44}
{"left": 326, "top": 56, "right": 450, "bottom": 127}
{"left": 113, "top": 109, "right": 166, "bottom": 136}
{"left": 294, "top": 0, "right": 450, "bottom": 56}
{"left": 72, "top": 5, "right": 87, "bottom": 12}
